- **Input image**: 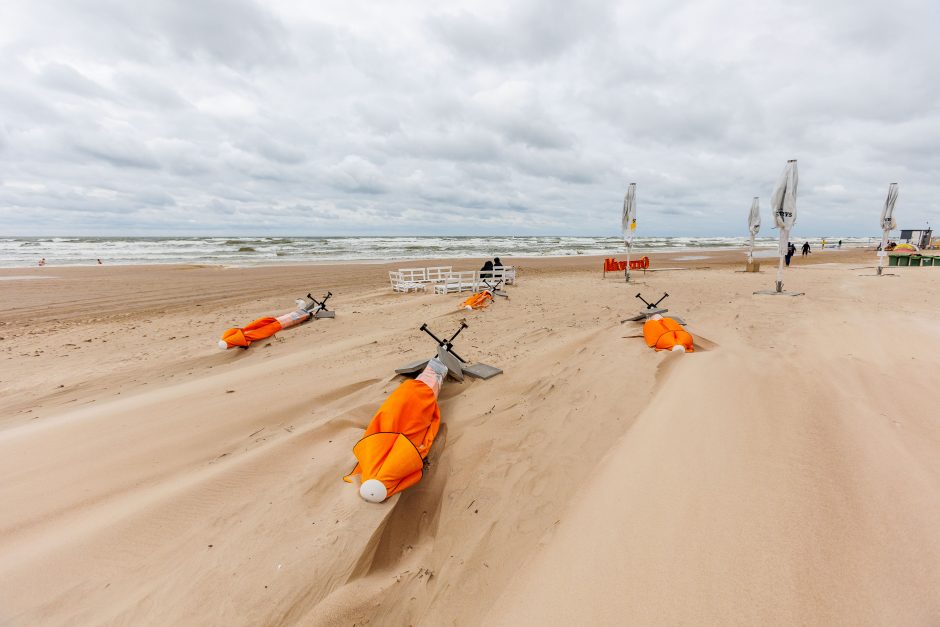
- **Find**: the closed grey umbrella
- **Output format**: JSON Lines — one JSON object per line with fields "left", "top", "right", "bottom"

{"left": 747, "top": 196, "right": 760, "bottom": 263}
{"left": 877, "top": 183, "right": 899, "bottom": 276}
{"left": 770, "top": 160, "right": 798, "bottom": 293}
{"left": 621, "top": 183, "right": 637, "bottom": 281}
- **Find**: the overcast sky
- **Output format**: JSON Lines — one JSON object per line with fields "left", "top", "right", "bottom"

{"left": 1, "top": 0, "right": 938, "bottom": 237}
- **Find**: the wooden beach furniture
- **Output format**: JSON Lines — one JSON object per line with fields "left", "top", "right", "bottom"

{"left": 389, "top": 270, "right": 426, "bottom": 292}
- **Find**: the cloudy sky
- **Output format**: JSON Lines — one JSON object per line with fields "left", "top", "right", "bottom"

{"left": 1, "top": 0, "right": 938, "bottom": 237}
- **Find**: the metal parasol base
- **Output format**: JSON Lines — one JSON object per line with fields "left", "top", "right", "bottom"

{"left": 394, "top": 321, "right": 502, "bottom": 382}
{"left": 754, "top": 289, "right": 804, "bottom": 297}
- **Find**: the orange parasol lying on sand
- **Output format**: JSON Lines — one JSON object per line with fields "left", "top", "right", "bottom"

{"left": 219, "top": 291, "right": 334, "bottom": 349}
{"left": 343, "top": 361, "right": 445, "bottom": 502}
{"left": 460, "top": 278, "right": 509, "bottom": 310}
{"left": 345, "top": 322, "right": 502, "bottom": 502}
{"left": 643, "top": 314, "right": 694, "bottom": 353}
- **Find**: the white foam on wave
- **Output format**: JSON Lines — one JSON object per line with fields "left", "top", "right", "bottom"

{"left": 0, "top": 235, "right": 877, "bottom": 268}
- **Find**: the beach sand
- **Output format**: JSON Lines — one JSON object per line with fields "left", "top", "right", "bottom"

{"left": 2, "top": 248, "right": 939, "bottom": 625}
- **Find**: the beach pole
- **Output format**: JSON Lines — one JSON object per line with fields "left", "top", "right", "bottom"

{"left": 776, "top": 228, "right": 788, "bottom": 292}
{"left": 877, "top": 183, "right": 899, "bottom": 276}
{"left": 625, "top": 246, "right": 631, "bottom": 283}
{"left": 747, "top": 196, "right": 760, "bottom": 266}
{"left": 621, "top": 183, "right": 637, "bottom": 284}
{"left": 877, "top": 229, "right": 888, "bottom": 276}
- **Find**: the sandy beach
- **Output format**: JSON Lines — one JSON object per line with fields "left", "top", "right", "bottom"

{"left": 2, "top": 247, "right": 939, "bottom": 625}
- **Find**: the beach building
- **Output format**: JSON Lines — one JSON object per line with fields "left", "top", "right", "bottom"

{"left": 899, "top": 227, "right": 932, "bottom": 249}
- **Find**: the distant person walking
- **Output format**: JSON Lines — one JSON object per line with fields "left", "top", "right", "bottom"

{"left": 801, "top": 242, "right": 810, "bottom": 256}
{"left": 785, "top": 242, "right": 796, "bottom": 266}
{"left": 838, "top": 239, "right": 842, "bottom": 248}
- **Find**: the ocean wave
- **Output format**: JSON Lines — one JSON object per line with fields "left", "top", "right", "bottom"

{"left": 0, "top": 235, "right": 879, "bottom": 267}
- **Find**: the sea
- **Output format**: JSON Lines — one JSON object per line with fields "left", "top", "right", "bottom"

{"left": 0, "top": 236, "right": 877, "bottom": 268}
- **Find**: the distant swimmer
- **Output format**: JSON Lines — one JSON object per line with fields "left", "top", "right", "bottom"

{"left": 97, "top": 258, "right": 103, "bottom": 265}
{"left": 38, "top": 257, "right": 46, "bottom": 267}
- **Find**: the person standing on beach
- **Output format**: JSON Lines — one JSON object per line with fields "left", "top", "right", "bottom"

{"left": 801, "top": 242, "right": 810, "bottom": 256}
{"left": 838, "top": 240, "right": 842, "bottom": 248}
{"left": 785, "top": 242, "right": 796, "bottom": 266}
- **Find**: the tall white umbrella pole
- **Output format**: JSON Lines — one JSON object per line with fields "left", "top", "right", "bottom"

{"left": 747, "top": 196, "right": 760, "bottom": 264}
{"left": 770, "top": 160, "right": 798, "bottom": 293}
{"left": 621, "top": 183, "right": 637, "bottom": 282}
{"left": 877, "top": 183, "right": 899, "bottom": 276}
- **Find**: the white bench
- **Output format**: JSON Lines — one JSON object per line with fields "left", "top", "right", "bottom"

{"left": 492, "top": 265, "right": 516, "bottom": 284}
{"left": 433, "top": 271, "right": 480, "bottom": 294}
{"left": 389, "top": 270, "right": 426, "bottom": 293}
{"left": 398, "top": 268, "right": 427, "bottom": 284}
{"left": 390, "top": 265, "right": 507, "bottom": 294}
{"left": 425, "top": 266, "right": 453, "bottom": 284}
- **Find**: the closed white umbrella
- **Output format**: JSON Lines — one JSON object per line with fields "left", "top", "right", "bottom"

{"left": 877, "top": 183, "right": 899, "bottom": 276}
{"left": 769, "top": 160, "right": 798, "bottom": 293}
{"left": 621, "top": 183, "right": 637, "bottom": 281}
{"left": 747, "top": 196, "right": 760, "bottom": 263}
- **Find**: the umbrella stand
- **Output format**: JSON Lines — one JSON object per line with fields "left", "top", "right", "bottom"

{"left": 776, "top": 228, "right": 787, "bottom": 292}
{"left": 754, "top": 227, "right": 803, "bottom": 296}
{"left": 867, "top": 229, "right": 901, "bottom": 277}
{"left": 877, "top": 229, "right": 888, "bottom": 276}
{"left": 624, "top": 246, "right": 631, "bottom": 283}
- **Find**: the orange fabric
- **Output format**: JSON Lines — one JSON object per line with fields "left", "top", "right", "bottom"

{"left": 642, "top": 317, "right": 695, "bottom": 352}
{"left": 220, "top": 309, "right": 313, "bottom": 348}
{"left": 461, "top": 290, "right": 493, "bottom": 310}
{"left": 343, "top": 379, "right": 441, "bottom": 500}
{"left": 220, "top": 317, "right": 283, "bottom": 348}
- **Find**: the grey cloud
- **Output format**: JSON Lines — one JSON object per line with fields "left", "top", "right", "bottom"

{"left": 1, "top": 0, "right": 938, "bottom": 237}
{"left": 327, "top": 156, "right": 389, "bottom": 194}
{"left": 71, "top": 133, "right": 161, "bottom": 170}
{"left": 113, "top": 73, "right": 190, "bottom": 109}
{"left": 38, "top": 63, "right": 110, "bottom": 99}
{"left": 428, "top": 0, "right": 614, "bottom": 64}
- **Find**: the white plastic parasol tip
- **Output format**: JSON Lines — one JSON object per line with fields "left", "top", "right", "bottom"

{"left": 650, "top": 314, "right": 663, "bottom": 321}
{"left": 359, "top": 479, "right": 387, "bottom": 503}
{"left": 218, "top": 340, "right": 229, "bottom": 350}
{"left": 672, "top": 345, "right": 686, "bottom": 353}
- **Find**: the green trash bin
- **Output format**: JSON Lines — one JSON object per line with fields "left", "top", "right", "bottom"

{"left": 922, "top": 256, "right": 934, "bottom": 266}
{"left": 911, "top": 255, "right": 923, "bottom": 266}
{"left": 888, "top": 254, "right": 900, "bottom": 266}
{"left": 898, "top": 255, "right": 910, "bottom": 266}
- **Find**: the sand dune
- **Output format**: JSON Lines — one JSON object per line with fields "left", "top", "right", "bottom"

{"left": 2, "top": 249, "right": 939, "bottom": 625}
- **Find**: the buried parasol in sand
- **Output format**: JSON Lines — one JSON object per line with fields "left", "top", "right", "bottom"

{"left": 621, "top": 182, "right": 637, "bottom": 282}
{"left": 877, "top": 183, "right": 899, "bottom": 276}
{"left": 755, "top": 160, "right": 803, "bottom": 296}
